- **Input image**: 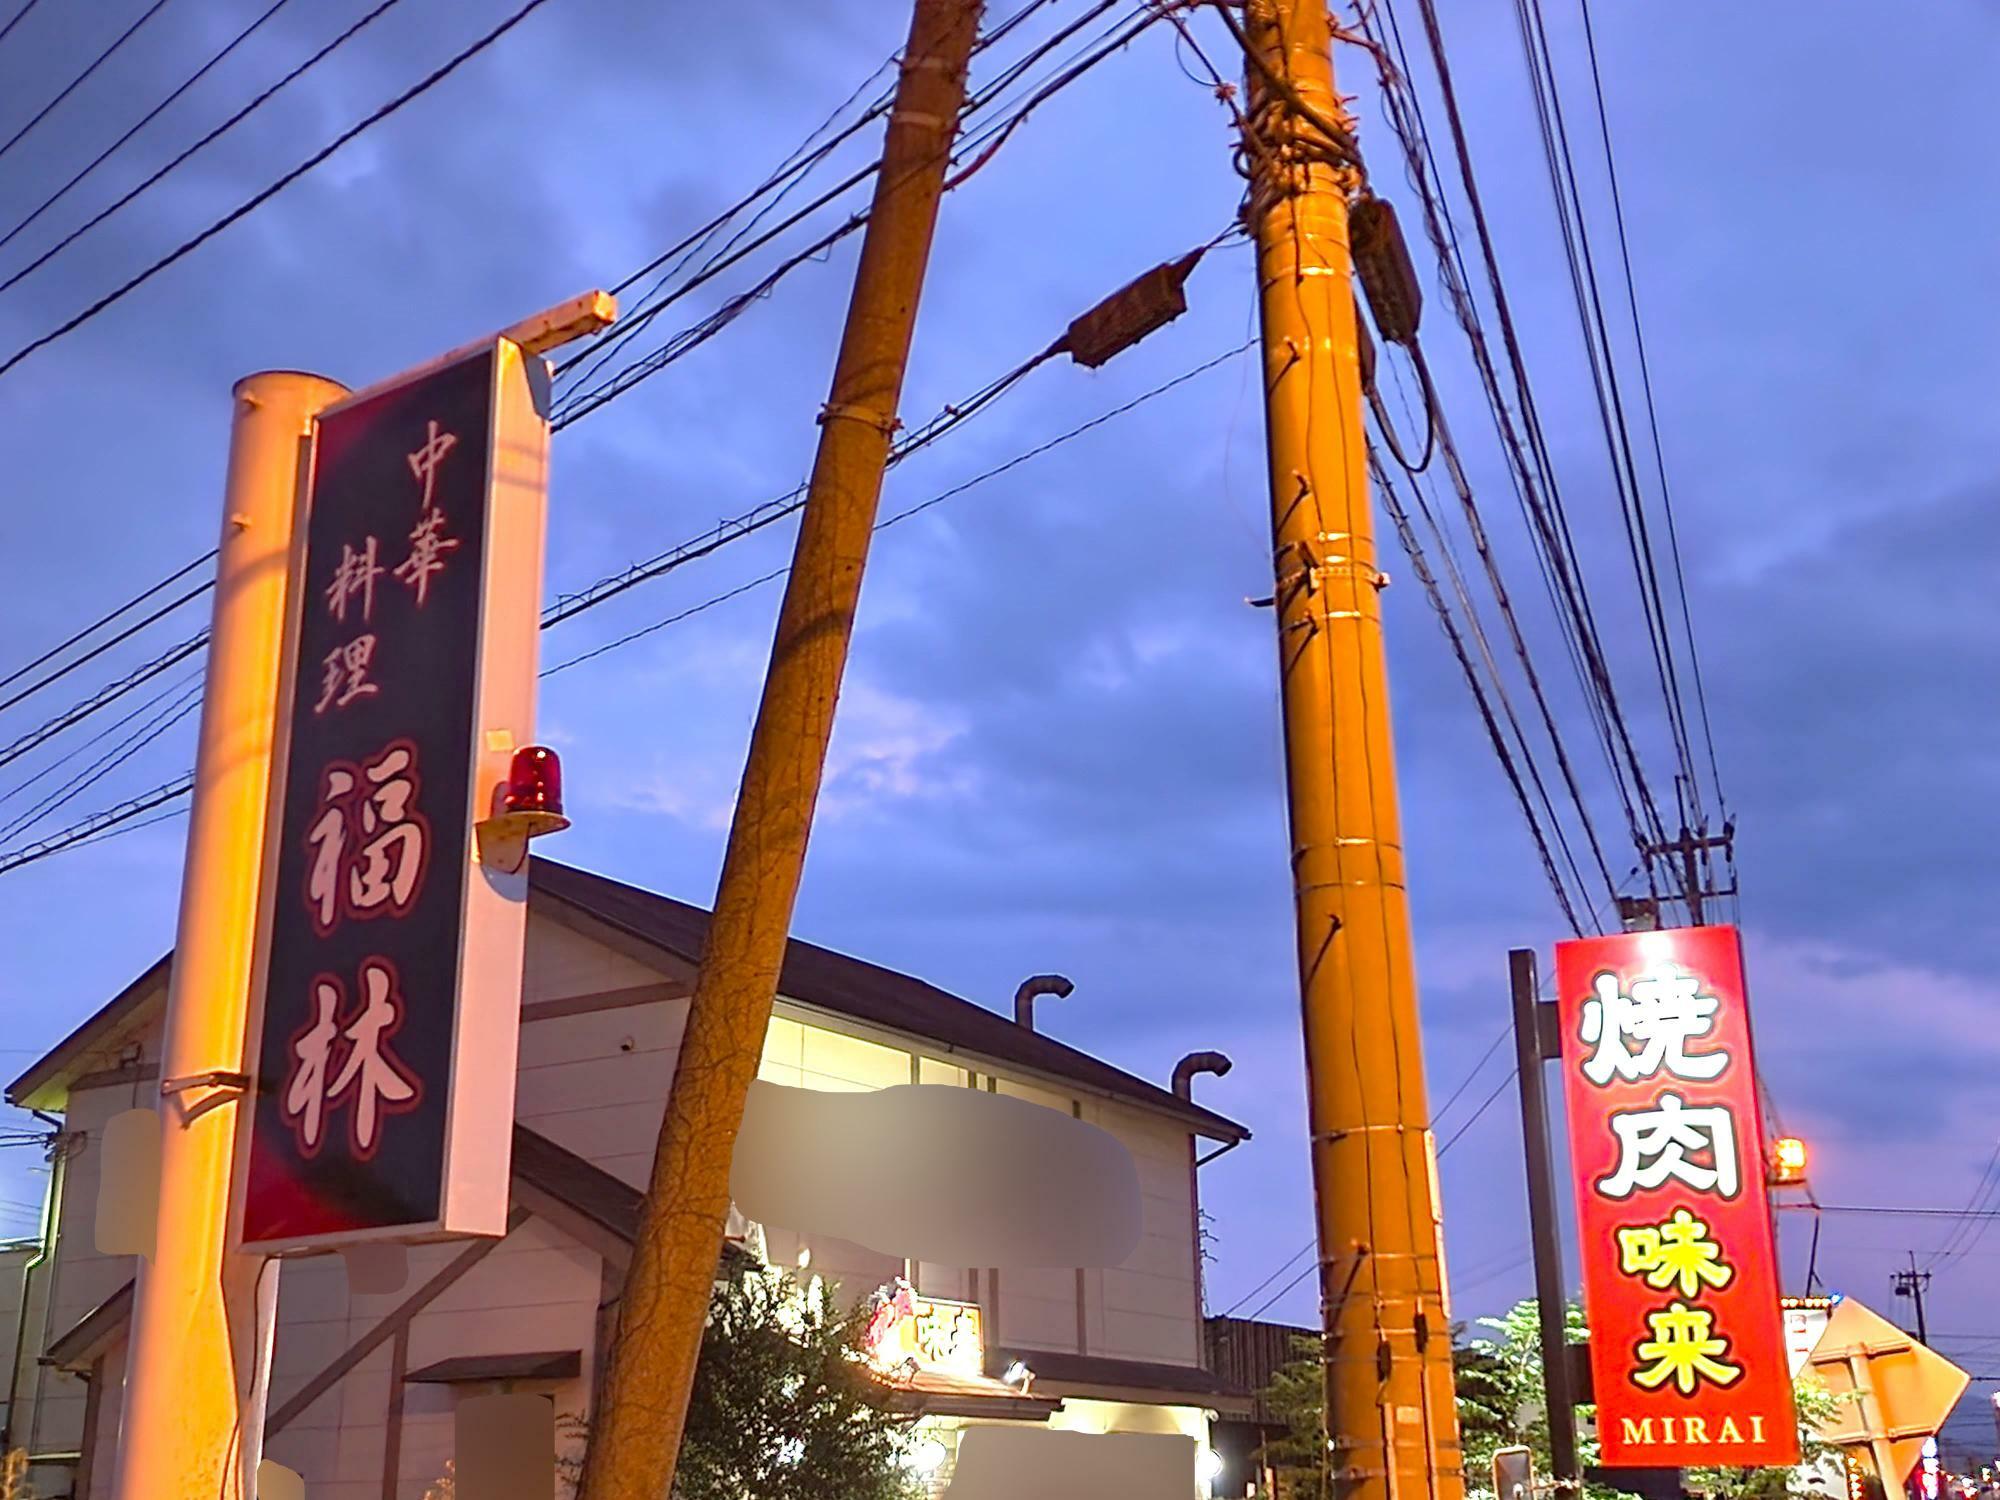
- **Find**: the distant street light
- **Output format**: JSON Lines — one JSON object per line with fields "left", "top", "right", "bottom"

{"left": 1771, "top": 1136, "right": 1810, "bottom": 1187}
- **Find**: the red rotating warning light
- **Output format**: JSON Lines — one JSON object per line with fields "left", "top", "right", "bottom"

{"left": 475, "top": 745, "right": 571, "bottom": 873}
{"left": 502, "top": 745, "right": 569, "bottom": 832}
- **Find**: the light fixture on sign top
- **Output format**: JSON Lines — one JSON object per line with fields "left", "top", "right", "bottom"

{"left": 1769, "top": 1136, "right": 1810, "bottom": 1187}
{"left": 475, "top": 745, "right": 571, "bottom": 874}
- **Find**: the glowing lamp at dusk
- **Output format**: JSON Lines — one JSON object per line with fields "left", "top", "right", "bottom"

{"left": 1770, "top": 1136, "right": 1809, "bottom": 1186}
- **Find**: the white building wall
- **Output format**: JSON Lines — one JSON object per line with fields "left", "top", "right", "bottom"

{"left": 27, "top": 908, "right": 1219, "bottom": 1493}
{"left": 1082, "top": 1101, "right": 1203, "bottom": 1367}
{"left": 519, "top": 912, "right": 664, "bottom": 1003}
{"left": 32, "top": 1070, "right": 151, "bottom": 1467}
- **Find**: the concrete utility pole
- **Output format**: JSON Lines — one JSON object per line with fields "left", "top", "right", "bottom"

{"left": 1894, "top": 1254, "right": 1932, "bottom": 1346}
{"left": 574, "top": 0, "right": 981, "bottom": 1494}
{"left": 111, "top": 371, "right": 348, "bottom": 1499}
{"left": 1238, "top": 2, "right": 1465, "bottom": 1497}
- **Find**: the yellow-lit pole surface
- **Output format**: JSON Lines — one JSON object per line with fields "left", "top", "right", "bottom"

{"left": 574, "top": 1, "right": 981, "bottom": 1494}
{"left": 110, "top": 371, "right": 348, "bottom": 1500}
{"left": 1239, "top": 4, "right": 1465, "bottom": 1497}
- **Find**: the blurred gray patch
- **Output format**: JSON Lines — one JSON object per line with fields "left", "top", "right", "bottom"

{"left": 254, "top": 1459, "right": 304, "bottom": 1500}
{"left": 96, "top": 1107, "right": 159, "bottom": 1257}
{"left": 340, "top": 1240, "right": 409, "bottom": 1295}
{"left": 455, "top": 1391, "right": 554, "bottom": 1500}
{"left": 731, "top": 1082, "right": 1140, "bottom": 1269}
{"left": 945, "top": 1427, "right": 1196, "bottom": 1498}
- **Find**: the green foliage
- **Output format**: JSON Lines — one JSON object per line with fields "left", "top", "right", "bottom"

{"left": 1255, "top": 1299, "right": 1840, "bottom": 1500}
{"left": 1458, "top": 1299, "right": 1634, "bottom": 1500}
{"left": 1681, "top": 1376, "right": 1848, "bottom": 1500}
{"left": 1256, "top": 1333, "right": 1331, "bottom": 1493}
{"left": 670, "top": 1266, "right": 921, "bottom": 1500}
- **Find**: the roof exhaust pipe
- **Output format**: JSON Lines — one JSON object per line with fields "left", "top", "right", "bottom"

{"left": 1014, "top": 974, "right": 1075, "bottom": 1031}
{"left": 1172, "top": 1051, "right": 1233, "bottom": 1101}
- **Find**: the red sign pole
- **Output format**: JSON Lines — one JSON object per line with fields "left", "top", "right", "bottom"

{"left": 1555, "top": 925, "right": 1798, "bottom": 1468}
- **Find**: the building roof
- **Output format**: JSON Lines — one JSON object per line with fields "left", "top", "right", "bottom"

{"left": 405, "top": 1350, "right": 581, "bottom": 1384}
{"left": 509, "top": 1122, "right": 647, "bottom": 1244}
{"left": 11, "top": 859, "right": 1247, "bottom": 1144}
{"left": 1203, "top": 1314, "right": 1314, "bottom": 1424}
{"left": 43, "top": 1280, "right": 134, "bottom": 1372}
{"left": 877, "top": 1365, "right": 1064, "bottom": 1422}
{"left": 531, "top": 861, "right": 1247, "bottom": 1141}
{"left": 984, "top": 1345, "right": 1247, "bottom": 1411}
{"left": 39, "top": 1125, "right": 745, "bottom": 1368}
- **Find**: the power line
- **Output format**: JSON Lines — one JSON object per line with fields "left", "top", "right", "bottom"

{"left": 555, "top": 57, "right": 901, "bottom": 398}
{"left": 1381, "top": 0, "right": 1684, "bottom": 906}
{"left": 1777, "top": 1204, "right": 2000, "bottom": 1220}
{"left": 0, "top": 580, "right": 212, "bottom": 719}
{"left": 544, "top": 338, "right": 1253, "bottom": 678}
{"left": 0, "top": 666, "right": 203, "bottom": 816}
{"left": 0, "top": 0, "right": 299, "bottom": 256}
{"left": 0, "top": 629, "right": 208, "bottom": 777}
{"left": 1220, "top": 1018, "right": 1533, "bottom": 1324}
{"left": 0, "top": 2, "right": 1151, "bottom": 702}
{"left": 0, "top": 0, "right": 548, "bottom": 379}
{"left": 1509, "top": 0, "right": 1707, "bottom": 849}
{"left": 0, "top": 0, "right": 177, "bottom": 169}
{"left": 0, "top": 772, "right": 193, "bottom": 876}
{"left": 558, "top": 0, "right": 1127, "bottom": 398}
{"left": 0, "top": 679, "right": 203, "bottom": 844}
{"left": 1369, "top": 0, "right": 1656, "bottom": 863}
{"left": 1432, "top": 1024, "right": 1510, "bottom": 1124}
{"left": 0, "top": 0, "right": 44, "bottom": 50}
{"left": 1571, "top": 1, "right": 1724, "bottom": 822}
{"left": 0, "top": 0, "right": 405, "bottom": 304}
{"left": 1930, "top": 1140, "right": 2000, "bottom": 1270}
{"left": 1220, "top": 1241, "right": 1315, "bottom": 1318}
{"left": 3, "top": 332, "right": 1251, "bottom": 873}
{"left": 551, "top": 0, "right": 1160, "bottom": 427}
{"left": 1435, "top": 1066, "right": 1518, "bottom": 1156}
{"left": 1379, "top": 347, "right": 1620, "bottom": 917}
{"left": 1371, "top": 447, "right": 1586, "bottom": 933}
{"left": 0, "top": 550, "right": 213, "bottom": 697}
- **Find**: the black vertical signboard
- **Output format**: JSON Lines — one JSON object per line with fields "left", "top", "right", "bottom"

{"left": 242, "top": 347, "right": 516, "bottom": 1248}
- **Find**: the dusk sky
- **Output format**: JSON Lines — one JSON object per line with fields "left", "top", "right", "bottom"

{"left": 3, "top": 0, "right": 1998, "bottom": 1459}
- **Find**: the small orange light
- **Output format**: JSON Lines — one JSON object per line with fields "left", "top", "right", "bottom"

{"left": 1771, "top": 1136, "right": 1809, "bottom": 1185}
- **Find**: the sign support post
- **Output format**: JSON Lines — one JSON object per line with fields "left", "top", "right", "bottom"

{"left": 1509, "top": 948, "right": 1582, "bottom": 1491}
{"left": 111, "top": 371, "right": 349, "bottom": 1500}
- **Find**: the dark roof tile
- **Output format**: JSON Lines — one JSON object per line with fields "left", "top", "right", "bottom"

{"left": 529, "top": 862, "right": 1246, "bottom": 1141}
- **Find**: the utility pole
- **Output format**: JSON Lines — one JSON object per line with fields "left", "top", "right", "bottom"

{"left": 1893, "top": 1253, "right": 1931, "bottom": 1345}
{"left": 1640, "top": 823, "right": 1735, "bottom": 926}
{"left": 574, "top": 0, "right": 981, "bottom": 1494}
{"left": 111, "top": 371, "right": 348, "bottom": 1499}
{"left": 1238, "top": 2, "right": 1464, "bottom": 1496}
{"left": 1510, "top": 949, "right": 1581, "bottom": 1492}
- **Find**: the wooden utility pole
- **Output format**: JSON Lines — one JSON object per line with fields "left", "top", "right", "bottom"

{"left": 1238, "top": 2, "right": 1466, "bottom": 1496}
{"left": 574, "top": 0, "right": 981, "bottom": 1493}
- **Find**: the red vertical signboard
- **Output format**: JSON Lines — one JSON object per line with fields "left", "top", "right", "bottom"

{"left": 1555, "top": 925, "right": 1798, "bottom": 1468}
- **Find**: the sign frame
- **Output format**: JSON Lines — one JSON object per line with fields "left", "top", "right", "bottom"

{"left": 233, "top": 337, "right": 550, "bottom": 1255}
{"left": 1555, "top": 924, "right": 1798, "bottom": 1469}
